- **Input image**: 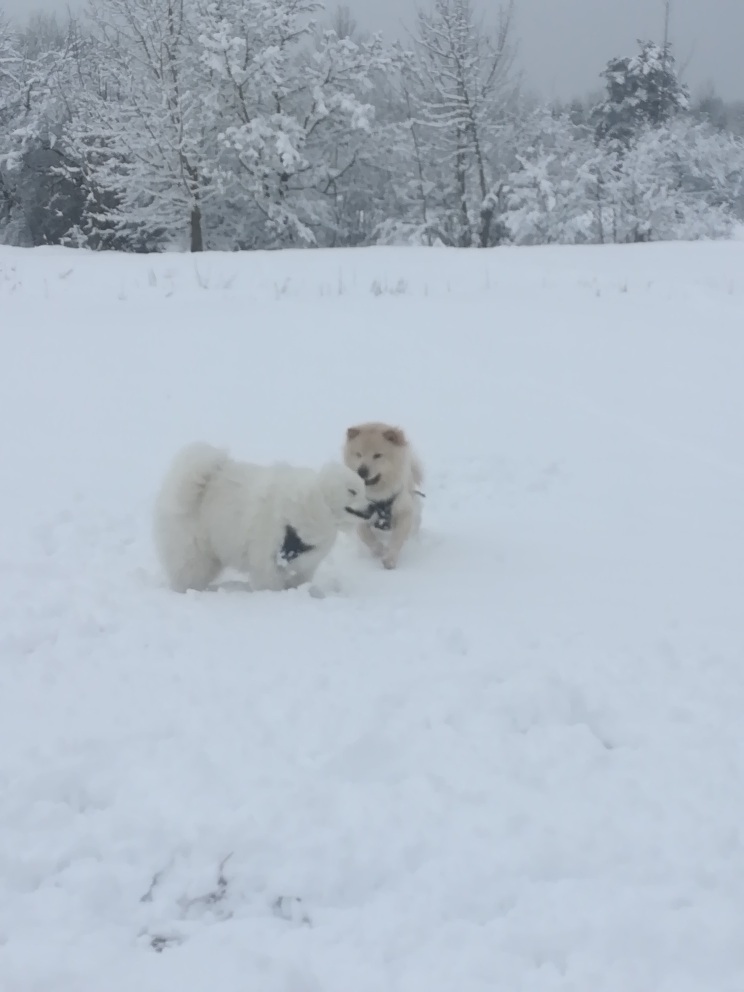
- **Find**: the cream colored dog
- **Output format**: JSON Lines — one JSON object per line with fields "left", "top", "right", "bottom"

{"left": 343, "top": 422, "right": 424, "bottom": 570}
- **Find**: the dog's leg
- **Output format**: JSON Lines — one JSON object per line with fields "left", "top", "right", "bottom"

{"left": 285, "top": 548, "right": 326, "bottom": 589}
{"left": 282, "top": 569, "right": 312, "bottom": 590}
{"left": 249, "top": 562, "right": 291, "bottom": 592}
{"left": 283, "top": 568, "right": 328, "bottom": 591}
{"left": 168, "top": 554, "right": 222, "bottom": 593}
{"left": 381, "top": 513, "right": 414, "bottom": 570}
{"left": 357, "top": 522, "right": 384, "bottom": 559}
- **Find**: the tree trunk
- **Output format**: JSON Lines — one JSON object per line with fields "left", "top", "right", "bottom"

{"left": 190, "top": 203, "right": 203, "bottom": 253}
{"left": 470, "top": 121, "right": 492, "bottom": 247}
{"left": 456, "top": 129, "right": 471, "bottom": 247}
{"left": 594, "top": 174, "right": 605, "bottom": 244}
{"left": 479, "top": 203, "right": 494, "bottom": 248}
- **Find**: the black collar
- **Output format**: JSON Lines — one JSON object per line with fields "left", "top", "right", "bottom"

{"left": 367, "top": 489, "right": 426, "bottom": 531}
{"left": 279, "top": 525, "right": 315, "bottom": 563}
{"left": 368, "top": 493, "right": 398, "bottom": 531}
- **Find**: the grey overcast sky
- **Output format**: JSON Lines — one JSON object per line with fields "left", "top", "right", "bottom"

{"left": 3, "top": 0, "right": 743, "bottom": 101}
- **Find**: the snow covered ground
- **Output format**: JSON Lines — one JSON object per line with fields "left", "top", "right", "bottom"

{"left": 1, "top": 240, "right": 743, "bottom": 992}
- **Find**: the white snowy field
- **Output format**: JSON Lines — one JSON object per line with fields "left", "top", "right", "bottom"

{"left": 1, "top": 240, "right": 743, "bottom": 992}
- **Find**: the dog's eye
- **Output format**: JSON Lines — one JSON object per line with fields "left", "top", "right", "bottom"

{"left": 373, "top": 453, "right": 382, "bottom": 459}
{"left": 348, "top": 488, "right": 357, "bottom": 497}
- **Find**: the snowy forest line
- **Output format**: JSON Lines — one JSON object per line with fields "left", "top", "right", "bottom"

{"left": 1, "top": 0, "right": 743, "bottom": 253}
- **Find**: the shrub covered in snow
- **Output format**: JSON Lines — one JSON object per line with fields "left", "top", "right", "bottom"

{"left": 1, "top": 8, "right": 742, "bottom": 251}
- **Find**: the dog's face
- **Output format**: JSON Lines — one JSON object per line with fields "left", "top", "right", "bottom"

{"left": 343, "top": 423, "right": 408, "bottom": 496}
{"left": 318, "top": 463, "right": 373, "bottom": 528}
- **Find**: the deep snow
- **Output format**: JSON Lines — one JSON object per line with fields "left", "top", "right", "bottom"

{"left": 1, "top": 241, "right": 743, "bottom": 992}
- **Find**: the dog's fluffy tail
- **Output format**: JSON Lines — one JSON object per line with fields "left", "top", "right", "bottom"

{"left": 153, "top": 443, "right": 228, "bottom": 592}
{"left": 157, "top": 443, "right": 228, "bottom": 517}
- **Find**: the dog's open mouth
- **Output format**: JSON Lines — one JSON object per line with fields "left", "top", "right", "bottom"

{"left": 345, "top": 505, "right": 374, "bottom": 520}
{"left": 364, "top": 473, "right": 382, "bottom": 488}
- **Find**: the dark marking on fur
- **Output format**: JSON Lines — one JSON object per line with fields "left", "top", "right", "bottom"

{"left": 280, "top": 525, "right": 315, "bottom": 563}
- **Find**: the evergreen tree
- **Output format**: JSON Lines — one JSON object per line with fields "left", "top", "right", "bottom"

{"left": 593, "top": 41, "right": 689, "bottom": 147}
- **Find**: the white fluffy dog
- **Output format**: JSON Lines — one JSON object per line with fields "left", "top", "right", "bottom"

{"left": 153, "top": 443, "right": 373, "bottom": 593}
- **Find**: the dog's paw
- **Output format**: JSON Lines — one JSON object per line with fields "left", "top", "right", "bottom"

{"left": 308, "top": 574, "right": 345, "bottom": 598}
{"left": 381, "top": 554, "right": 398, "bottom": 570}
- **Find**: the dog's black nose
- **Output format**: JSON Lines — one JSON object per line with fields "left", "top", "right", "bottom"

{"left": 357, "top": 465, "right": 369, "bottom": 480}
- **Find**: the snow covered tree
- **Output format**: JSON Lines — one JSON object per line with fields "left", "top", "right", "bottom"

{"left": 593, "top": 40, "right": 689, "bottom": 148}
{"left": 503, "top": 111, "right": 604, "bottom": 245}
{"left": 499, "top": 107, "right": 744, "bottom": 247}
{"left": 0, "top": 16, "right": 23, "bottom": 240}
{"left": 196, "top": 0, "right": 388, "bottom": 249}
{"left": 63, "top": 0, "right": 216, "bottom": 252}
{"left": 692, "top": 85, "right": 744, "bottom": 138}
{"left": 603, "top": 121, "right": 744, "bottom": 243}
{"left": 2, "top": 0, "right": 742, "bottom": 252}
{"left": 323, "top": 4, "right": 367, "bottom": 43}
{"left": 0, "top": 14, "right": 91, "bottom": 246}
{"left": 400, "top": 0, "right": 517, "bottom": 247}
{"left": 5, "top": 0, "right": 390, "bottom": 252}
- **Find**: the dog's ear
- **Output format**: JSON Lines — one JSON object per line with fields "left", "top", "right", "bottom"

{"left": 383, "top": 427, "right": 406, "bottom": 446}
{"left": 346, "top": 426, "right": 361, "bottom": 440}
